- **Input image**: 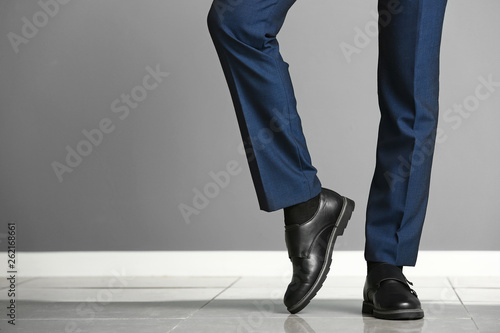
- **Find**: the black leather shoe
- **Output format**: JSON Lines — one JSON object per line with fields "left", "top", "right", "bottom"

{"left": 362, "top": 263, "right": 424, "bottom": 320}
{"left": 284, "top": 188, "right": 355, "bottom": 314}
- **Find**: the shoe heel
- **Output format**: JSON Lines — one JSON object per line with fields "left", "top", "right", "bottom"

{"left": 336, "top": 197, "right": 355, "bottom": 236}
{"left": 362, "top": 301, "right": 373, "bottom": 314}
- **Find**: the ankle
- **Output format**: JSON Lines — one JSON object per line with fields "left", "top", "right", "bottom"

{"left": 367, "top": 261, "right": 403, "bottom": 274}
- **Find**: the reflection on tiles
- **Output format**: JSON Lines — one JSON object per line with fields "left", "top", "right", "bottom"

{"left": 2, "top": 287, "right": 224, "bottom": 302}
{"left": 3, "top": 275, "right": 498, "bottom": 332}
{"left": 287, "top": 299, "right": 366, "bottom": 318}
{"left": 0, "top": 318, "right": 182, "bottom": 333}
{"left": 5, "top": 300, "right": 213, "bottom": 320}
{"left": 166, "top": 316, "right": 479, "bottom": 333}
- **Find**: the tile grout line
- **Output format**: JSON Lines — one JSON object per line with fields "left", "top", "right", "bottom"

{"left": 166, "top": 276, "right": 242, "bottom": 333}
{"left": 16, "top": 277, "right": 40, "bottom": 287}
{"left": 447, "top": 276, "right": 480, "bottom": 332}
{"left": 194, "top": 276, "right": 243, "bottom": 312}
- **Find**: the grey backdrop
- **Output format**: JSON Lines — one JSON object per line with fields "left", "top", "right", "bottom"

{"left": 1, "top": 0, "right": 499, "bottom": 252}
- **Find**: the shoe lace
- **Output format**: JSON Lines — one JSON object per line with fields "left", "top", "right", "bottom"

{"left": 406, "top": 278, "right": 418, "bottom": 297}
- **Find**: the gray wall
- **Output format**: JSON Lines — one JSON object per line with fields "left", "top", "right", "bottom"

{"left": 1, "top": 0, "right": 499, "bottom": 252}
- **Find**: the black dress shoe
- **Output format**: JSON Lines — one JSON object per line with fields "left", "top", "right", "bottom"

{"left": 362, "top": 263, "right": 424, "bottom": 320}
{"left": 284, "top": 188, "right": 355, "bottom": 314}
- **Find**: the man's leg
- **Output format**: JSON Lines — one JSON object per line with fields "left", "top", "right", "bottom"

{"left": 207, "top": 0, "right": 321, "bottom": 212}
{"left": 366, "top": 0, "right": 448, "bottom": 267}
{"left": 363, "top": 0, "right": 448, "bottom": 320}
{"left": 207, "top": 0, "right": 354, "bottom": 314}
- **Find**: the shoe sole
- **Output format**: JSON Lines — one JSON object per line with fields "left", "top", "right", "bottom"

{"left": 287, "top": 196, "right": 355, "bottom": 314}
{"left": 362, "top": 301, "right": 424, "bottom": 320}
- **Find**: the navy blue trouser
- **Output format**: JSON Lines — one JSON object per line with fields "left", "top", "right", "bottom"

{"left": 207, "top": 0, "right": 448, "bottom": 266}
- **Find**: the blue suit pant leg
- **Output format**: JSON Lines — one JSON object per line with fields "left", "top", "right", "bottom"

{"left": 207, "top": 0, "right": 321, "bottom": 212}
{"left": 365, "top": 0, "right": 448, "bottom": 266}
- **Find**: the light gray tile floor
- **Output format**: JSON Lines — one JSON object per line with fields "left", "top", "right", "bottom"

{"left": 0, "top": 276, "right": 498, "bottom": 332}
